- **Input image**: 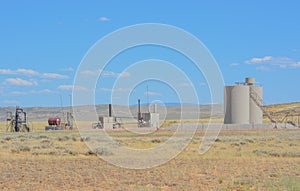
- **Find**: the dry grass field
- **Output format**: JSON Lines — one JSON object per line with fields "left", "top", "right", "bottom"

{"left": 0, "top": 124, "right": 299, "bottom": 190}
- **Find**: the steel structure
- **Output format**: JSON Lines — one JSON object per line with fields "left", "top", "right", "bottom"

{"left": 6, "top": 106, "right": 30, "bottom": 132}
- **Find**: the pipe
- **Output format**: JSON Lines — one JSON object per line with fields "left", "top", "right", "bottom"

{"left": 138, "top": 99, "right": 141, "bottom": 120}
{"left": 109, "top": 104, "right": 112, "bottom": 117}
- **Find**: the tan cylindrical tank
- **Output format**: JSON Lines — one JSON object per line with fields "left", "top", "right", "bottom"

{"left": 224, "top": 86, "right": 232, "bottom": 124}
{"left": 250, "top": 86, "right": 263, "bottom": 124}
{"left": 231, "top": 85, "right": 250, "bottom": 124}
{"left": 224, "top": 85, "right": 250, "bottom": 124}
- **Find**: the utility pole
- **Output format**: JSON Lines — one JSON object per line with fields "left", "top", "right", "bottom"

{"left": 69, "top": 94, "right": 72, "bottom": 114}
{"left": 147, "top": 84, "right": 149, "bottom": 112}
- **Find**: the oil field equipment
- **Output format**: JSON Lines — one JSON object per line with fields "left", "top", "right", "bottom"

{"left": 65, "top": 111, "right": 75, "bottom": 129}
{"left": 6, "top": 106, "right": 30, "bottom": 132}
{"left": 45, "top": 112, "right": 75, "bottom": 131}
{"left": 45, "top": 117, "right": 64, "bottom": 130}
{"left": 92, "top": 104, "right": 122, "bottom": 129}
{"left": 223, "top": 77, "right": 296, "bottom": 128}
{"left": 137, "top": 99, "right": 160, "bottom": 128}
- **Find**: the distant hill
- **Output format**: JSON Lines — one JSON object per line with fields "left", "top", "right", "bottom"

{"left": 263, "top": 102, "right": 300, "bottom": 123}
{"left": 1, "top": 102, "right": 299, "bottom": 122}
{"left": 130, "top": 102, "right": 197, "bottom": 106}
{"left": 0, "top": 104, "right": 224, "bottom": 122}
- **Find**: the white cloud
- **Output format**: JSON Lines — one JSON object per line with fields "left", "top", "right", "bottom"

{"left": 0, "top": 68, "right": 69, "bottom": 79}
{"left": 16, "top": 68, "right": 39, "bottom": 76}
{"left": 290, "top": 62, "right": 300, "bottom": 68}
{"left": 42, "top": 73, "right": 68, "bottom": 79}
{"left": 29, "top": 89, "right": 57, "bottom": 94}
{"left": 80, "top": 69, "right": 102, "bottom": 76}
{"left": 245, "top": 56, "right": 300, "bottom": 70}
{"left": 230, "top": 63, "right": 239, "bottom": 67}
{"left": 100, "top": 87, "right": 131, "bottom": 92}
{"left": 58, "top": 85, "right": 73, "bottom": 90}
{"left": 0, "top": 69, "right": 14, "bottom": 74}
{"left": 11, "top": 91, "right": 27, "bottom": 95}
{"left": 144, "top": 91, "right": 161, "bottom": 96}
{"left": 99, "top": 17, "right": 110, "bottom": 21}
{"left": 80, "top": 69, "right": 130, "bottom": 78}
{"left": 119, "top": 71, "right": 131, "bottom": 78}
{"left": 102, "top": 71, "right": 117, "bottom": 77}
{"left": 58, "top": 85, "right": 88, "bottom": 91}
{"left": 4, "top": 78, "right": 37, "bottom": 86}
{"left": 179, "top": 82, "right": 204, "bottom": 87}
{"left": 180, "top": 83, "right": 193, "bottom": 87}
{"left": 246, "top": 56, "right": 272, "bottom": 64}
{"left": 10, "top": 89, "right": 57, "bottom": 95}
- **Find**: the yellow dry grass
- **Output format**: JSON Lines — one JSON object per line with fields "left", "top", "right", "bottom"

{"left": 0, "top": 128, "right": 299, "bottom": 190}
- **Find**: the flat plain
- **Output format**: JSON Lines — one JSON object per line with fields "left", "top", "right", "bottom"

{"left": 0, "top": 123, "right": 299, "bottom": 191}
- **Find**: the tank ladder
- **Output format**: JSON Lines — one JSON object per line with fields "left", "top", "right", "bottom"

{"left": 249, "top": 88, "right": 277, "bottom": 126}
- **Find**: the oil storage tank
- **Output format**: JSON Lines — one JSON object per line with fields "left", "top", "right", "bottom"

{"left": 249, "top": 86, "right": 263, "bottom": 124}
{"left": 224, "top": 77, "right": 263, "bottom": 124}
{"left": 231, "top": 85, "right": 250, "bottom": 124}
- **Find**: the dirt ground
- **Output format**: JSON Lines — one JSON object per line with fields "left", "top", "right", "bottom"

{"left": 0, "top": 129, "right": 300, "bottom": 190}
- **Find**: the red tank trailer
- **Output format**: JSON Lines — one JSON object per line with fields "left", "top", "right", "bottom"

{"left": 45, "top": 117, "right": 63, "bottom": 131}
{"left": 48, "top": 117, "right": 61, "bottom": 126}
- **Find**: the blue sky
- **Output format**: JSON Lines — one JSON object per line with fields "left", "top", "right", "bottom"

{"left": 0, "top": 0, "right": 300, "bottom": 107}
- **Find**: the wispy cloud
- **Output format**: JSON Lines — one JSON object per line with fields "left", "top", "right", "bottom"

{"left": 100, "top": 87, "right": 131, "bottom": 92}
{"left": 11, "top": 91, "right": 27, "bottom": 95}
{"left": 10, "top": 89, "right": 57, "bottom": 95}
{"left": 79, "top": 69, "right": 102, "bottom": 76}
{"left": 4, "top": 78, "right": 37, "bottom": 86}
{"left": 99, "top": 17, "right": 110, "bottom": 22}
{"left": 180, "top": 82, "right": 205, "bottom": 87}
{"left": 102, "top": 71, "right": 117, "bottom": 77}
{"left": 119, "top": 71, "right": 131, "bottom": 78}
{"left": 0, "top": 68, "right": 68, "bottom": 79}
{"left": 230, "top": 63, "right": 239, "bottom": 67}
{"left": 245, "top": 56, "right": 300, "bottom": 69}
{"left": 29, "top": 89, "right": 57, "bottom": 94}
{"left": 0, "top": 68, "right": 39, "bottom": 76}
{"left": 179, "top": 82, "right": 193, "bottom": 87}
{"left": 16, "top": 68, "right": 39, "bottom": 76}
{"left": 0, "top": 69, "right": 14, "bottom": 74}
{"left": 58, "top": 85, "right": 88, "bottom": 91}
{"left": 290, "top": 62, "right": 300, "bottom": 68}
{"left": 42, "top": 73, "right": 68, "bottom": 79}
{"left": 245, "top": 56, "right": 272, "bottom": 64}
{"left": 144, "top": 91, "right": 161, "bottom": 96}
{"left": 80, "top": 69, "right": 130, "bottom": 78}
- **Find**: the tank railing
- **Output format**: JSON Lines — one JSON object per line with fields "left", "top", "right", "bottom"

{"left": 281, "top": 112, "right": 299, "bottom": 128}
{"left": 249, "top": 88, "right": 277, "bottom": 124}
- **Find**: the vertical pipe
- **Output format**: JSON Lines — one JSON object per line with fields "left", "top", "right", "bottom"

{"left": 138, "top": 99, "right": 141, "bottom": 120}
{"left": 15, "top": 107, "right": 19, "bottom": 132}
{"left": 154, "top": 104, "right": 157, "bottom": 113}
{"left": 146, "top": 85, "right": 149, "bottom": 112}
{"left": 69, "top": 94, "right": 72, "bottom": 114}
{"left": 108, "top": 104, "right": 112, "bottom": 117}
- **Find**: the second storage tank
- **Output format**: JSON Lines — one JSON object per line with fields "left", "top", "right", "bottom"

{"left": 224, "top": 77, "right": 263, "bottom": 124}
